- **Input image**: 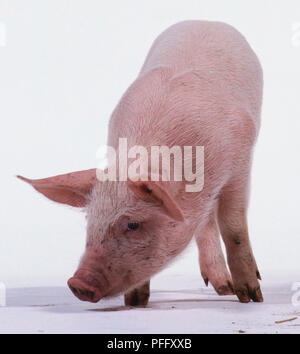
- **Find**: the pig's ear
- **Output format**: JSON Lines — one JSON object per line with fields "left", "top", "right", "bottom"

{"left": 128, "top": 179, "right": 184, "bottom": 222}
{"left": 17, "top": 169, "right": 97, "bottom": 207}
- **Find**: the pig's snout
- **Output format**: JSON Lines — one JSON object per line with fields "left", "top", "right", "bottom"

{"left": 68, "top": 269, "right": 105, "bottom": 303}
{"left": 68, "top": 277, "right": 102, "bottom": 303}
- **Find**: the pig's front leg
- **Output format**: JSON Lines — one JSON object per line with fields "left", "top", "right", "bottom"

{"left": 196, "top": 216, "right": 233, "bottom": 295}
{"left": 124, "top": 281, "right": 150, "bottom": 307}
{"left": 218, "top": 181, "right": 263, "bottom": 303}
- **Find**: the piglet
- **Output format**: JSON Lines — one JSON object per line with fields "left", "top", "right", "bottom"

{"left": 19, "top": 20, "right": 263, "bottom": 305}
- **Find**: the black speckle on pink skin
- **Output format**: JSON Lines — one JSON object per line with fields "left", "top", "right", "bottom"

{"left": 233, "top": 236, "right": 241, "bottom": 245}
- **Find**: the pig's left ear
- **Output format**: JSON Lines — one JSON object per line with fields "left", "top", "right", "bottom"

{"left": 128, "top": 179, "right": 184, "bottom": 222}
{"left": 17, "top": 169, "right": 97, "bottom": 207}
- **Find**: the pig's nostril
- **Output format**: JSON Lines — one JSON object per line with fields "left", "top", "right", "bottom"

{"left": 71, "top": 286, "right": 94, "bottom": 301}
{"left": 68, "top": 277, "right": 102, "bottom": 303}
{"left": 72, "top": 286, "right": 84, "bottom": 297}
{"left": 74, "top": 287, "right": 81, "bottom": 296}
{"left": 85, "top": 290, "right": 95, "bottom": 301}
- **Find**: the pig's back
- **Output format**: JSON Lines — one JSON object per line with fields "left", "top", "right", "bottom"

{"left": 140, "top": 20, "right": 263, "bottom": 123}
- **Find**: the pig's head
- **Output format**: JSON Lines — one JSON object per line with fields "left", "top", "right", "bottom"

{"left": 18, "top": 169, "right": 187, "bottom": 303}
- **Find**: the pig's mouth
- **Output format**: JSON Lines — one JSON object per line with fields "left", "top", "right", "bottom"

{"left": 67, "top": 268, "right": 109, "bottom": 303}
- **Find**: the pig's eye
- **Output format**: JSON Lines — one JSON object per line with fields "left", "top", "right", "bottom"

{"left": 127, "top": 222, "right": 140, "bottom": 231}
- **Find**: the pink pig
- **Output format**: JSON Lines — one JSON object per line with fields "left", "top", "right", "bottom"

{"left": 18, "top": 20, "right": 263, "bottom": 305}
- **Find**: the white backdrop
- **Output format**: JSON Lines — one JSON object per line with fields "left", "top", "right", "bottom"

{"left": 0, "top": 0, "right": 300, "bottom": 287}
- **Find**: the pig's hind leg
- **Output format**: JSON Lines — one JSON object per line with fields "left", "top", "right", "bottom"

{"left": 124, "top": 281, "right": 150, "bottom": 307}
{"left": 217, "top": 174, "right": 263, "bottom": 303}
{"left": 195, "top": 216, "right": 234, "bottom": 295}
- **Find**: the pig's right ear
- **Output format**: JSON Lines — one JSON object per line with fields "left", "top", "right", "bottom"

{"left": 17, "top": 169, "right": 97, "bottom": 207}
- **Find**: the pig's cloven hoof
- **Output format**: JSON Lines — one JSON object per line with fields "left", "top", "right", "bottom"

{"left": 216, "top": 282, "right": 234, "bottom": 296}
{"left": 124, "top": 291, "right": 150, "bottom": 307}
{"left": 229, "top": 257, "right": 264, "bottom": 303}
{"left": 234, "top": 285, "right": 263, "bottom": 303}
{"left": 124, "top": 283, "right": 150, "bottom": 307}
{"left": 232, "top": 270, "right": 263, "bottom": 302}
{"left": 201, "top": 266, "right": 234, "bottom": 296}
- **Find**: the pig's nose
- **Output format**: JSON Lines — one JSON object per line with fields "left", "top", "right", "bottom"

{"left": 68, "top": 276, "right": 102, "bottom": 303}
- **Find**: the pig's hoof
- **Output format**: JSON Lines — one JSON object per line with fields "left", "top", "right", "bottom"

{"left": 230, "top": 263, "right": 263, "bottom": 302}
{"left": 216, "top": 282, "right": 234, "bottom": 295}
{"left": 124, "top": 283, "right": 150, "bottom": 307}
{"left": 124, "top": 290, "right": 150, "bottom": 307}
{"left": 234, "top": 284, "right": 263, "bottom": 303}
{"left": 201, "top": 269, "right": 234, "bottom": 296}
